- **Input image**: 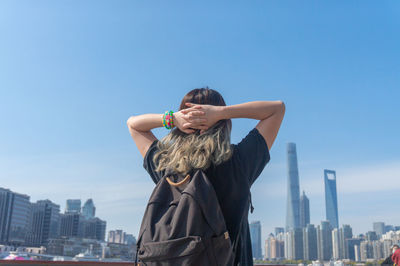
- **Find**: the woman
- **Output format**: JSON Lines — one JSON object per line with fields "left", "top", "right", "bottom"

{"left": 127, "top": 88, "right": 285, "bottom": 265}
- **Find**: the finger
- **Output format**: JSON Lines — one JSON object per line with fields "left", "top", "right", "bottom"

{"left": 189, "top": 111, "right": 205, "bottom": 116}
{"left": 189, "top": 124, "right": 209, "bottom": 130}
{"left": 182, "top": 129, "right": 195, "bottom": 134}
{"left": 185, "top": 103, "right": 203, "bottom": 109}
{"left": 186, "top": 113, "right": 206, "bottom": 120}
{"left": 181, "top": 108, "right": 204, "bottom": 115}
{"left": 190, "top": 118, "right": 207, "bottom": 123}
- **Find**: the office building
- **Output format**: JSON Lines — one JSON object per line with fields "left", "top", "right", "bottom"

{"left": 26, "top": 200, "right": 60, "bottom": 246}
{"left": 249, "top": 221, "right": 262, "bottom": 260}
{"left": 65, "top": 199, "right": 81, "bottom": 213}
{"left": 303, "top": 224, "right": 318, "bottom": 260}
{"left": 319, "top": 221, "right": 332, "bottom": 261}
{"left": 300, "top": 191, "right": 310, "bottom": 228}
{"left": 324, "top": 170, "right": 339, "bottom": 228}
{"left": 82, "top": 199, "right": 96, "bottom": 219}
{"left": 286, "top": 143, "right": 301, "bottom": 231}
{"left": 0, "top": 187, "right": 31, "bottom": 245}
{"left": 366, "top": 231, "right": 378, "bottom": 241}
{"left": 373, "top": 222, "right": 385, "bottom": 237}
{"left": 340, "top": 224, "right": 353, "bottom": 259}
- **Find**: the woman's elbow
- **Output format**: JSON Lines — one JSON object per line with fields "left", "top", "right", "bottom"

{"left": 126, "top": 116, "right": 137, "bottom": 130}
{"left": 275, "top": 100, "right": 286, "bottom": 115}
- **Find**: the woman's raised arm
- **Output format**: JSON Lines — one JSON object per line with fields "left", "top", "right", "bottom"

{"left": 126, "top": 108, "right": 207, "bottom": 157}
{"left": 185, "top": 101, "right": 286, "bottom": 150}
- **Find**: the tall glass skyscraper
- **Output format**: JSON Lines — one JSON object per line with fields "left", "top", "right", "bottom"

{"left": 249, "top": 221, "right": 262, "bottom": 260}
{"left": 324, "top": 169, "right": 339, "bottom": 228}
{"left": 286, "top": 142, "right": 300, "bottom": 231}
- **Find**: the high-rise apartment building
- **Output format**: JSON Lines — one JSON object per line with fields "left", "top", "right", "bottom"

{"left": 324, "top": 170, "right": 339, "bottom": 228}
{"left": 286, "top": 143, "right": 301, "bottom": 231}
{"left": 345, "top": 238, "right": 362, "bottom": 261}
{"left": 360, "top": 241, "right": 373, "bottom": 261}
{"left": 300, "top": 191, "right": 310, "bottom": 228}
{"left": 249, "top": 221, "right": 262, "bottom": 260}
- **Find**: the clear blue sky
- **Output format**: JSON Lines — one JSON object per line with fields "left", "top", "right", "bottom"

{"left": 1, "top": 0, "right": 399, "bottom": 246}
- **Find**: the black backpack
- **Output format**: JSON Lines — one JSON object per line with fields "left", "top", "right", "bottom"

{"left": 136, "top": 169, "right": 244, "bottom": 266}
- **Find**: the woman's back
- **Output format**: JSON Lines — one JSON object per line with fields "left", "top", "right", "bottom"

{"left": 144, "top": 128, "right": 270, "bottom": 265}
{"left": 127, "top": 87, "right": 285, "bottom": 265}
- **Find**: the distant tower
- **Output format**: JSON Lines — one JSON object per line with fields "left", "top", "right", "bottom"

{"left": 304, "top": 224, "right": 318, "bottom": 260}
{"left": 324, "top": 169, "right": 339, "bottom": 228}
{"left": 249, "top": 221, "right": 262, "bottom": 260}
{"left": 320, "top": 220, "right": 333, "bottom": 261}
{"left": 286, "top": 143, "right": 301, "bottom": 231}
{"left": 300, "top": 191, "right": 310, "bottom": 228}
{"left": 373, "top": 222, "right": 385, "bottom": 236}
{"left": 82, "top": 199, "right": 96, "bottom": 219}
{"left": 274, "top": 227, "right": 284, "bottom": 236}
{"left": 65, "top": 199, "right": 81, "bottom": 213}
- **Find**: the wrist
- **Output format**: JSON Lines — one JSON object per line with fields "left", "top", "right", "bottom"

{"left": 162, "top": 110, "right": 174, "bottom": 130}
{"left": 218, "top": 105, "right": 229, "bottom": 120}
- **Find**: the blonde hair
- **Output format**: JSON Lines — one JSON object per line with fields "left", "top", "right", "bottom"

{"left": 154, "top": 121, "right": 233, "bottom": 175}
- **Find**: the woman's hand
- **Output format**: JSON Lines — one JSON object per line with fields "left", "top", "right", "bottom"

{"left": 183, "top": 103, "right": 223, "bottom": 133}
{"left": 173, "top": 108, "right": 208, "bottom": 134}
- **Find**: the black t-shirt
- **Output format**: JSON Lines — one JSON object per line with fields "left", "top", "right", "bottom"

{"left": 143, "top": 128, "right": 270, "bottom": 265}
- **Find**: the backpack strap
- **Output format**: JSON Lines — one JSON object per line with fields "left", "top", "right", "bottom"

{"left": 166, "top": 174, "right": 191, "bottom": 187}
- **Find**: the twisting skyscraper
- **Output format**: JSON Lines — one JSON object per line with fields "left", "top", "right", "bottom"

{"left": 286, "top": 142, "right": 300, "bottom": 231}
{"left": 324, "top": 169, "right": 339, "bottom": 228}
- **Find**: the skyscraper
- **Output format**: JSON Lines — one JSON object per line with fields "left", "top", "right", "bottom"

{"left": 0, "top": 187, "right": 31, "bottom": 245}
{"left": 82, "top": 199, "right": 96, "bottom": 219}
{"left": 286, "top": 142, "right": 300, "bottom": 231}
{"left": 332, "top": 228, "right": 340, "bottom": 259}
{"left": 65, "top": 199, "right": 81, "bottom": 213}
{"left": 300, "top": 191, "right": 310, "bottom": 228}
{"left": 373, "top": 222, "right": 385, "bottom": 236}
{"left": 27, "top": 200, "right": 60, "bottom": 246}
{"left": 293, "top": 228, "right": 304, "bottom": 260}
{"left": 303, "top": 224, "right": 318, "bottom": 260}
{"left": 324, "top": 169, "right": 339, "bottom": 228}
{"left": 249, "top": 221, "right": 262, "bottom": 260}
{"left": 340, "top": 224, "right": 353, "bottom": 259}
{"left": 320, "top": 221, "right": 333, "bottom": 261}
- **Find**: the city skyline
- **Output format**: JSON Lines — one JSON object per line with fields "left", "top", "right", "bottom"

{"left": 1, "top": 0, "right": 399, "bottom": 248}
